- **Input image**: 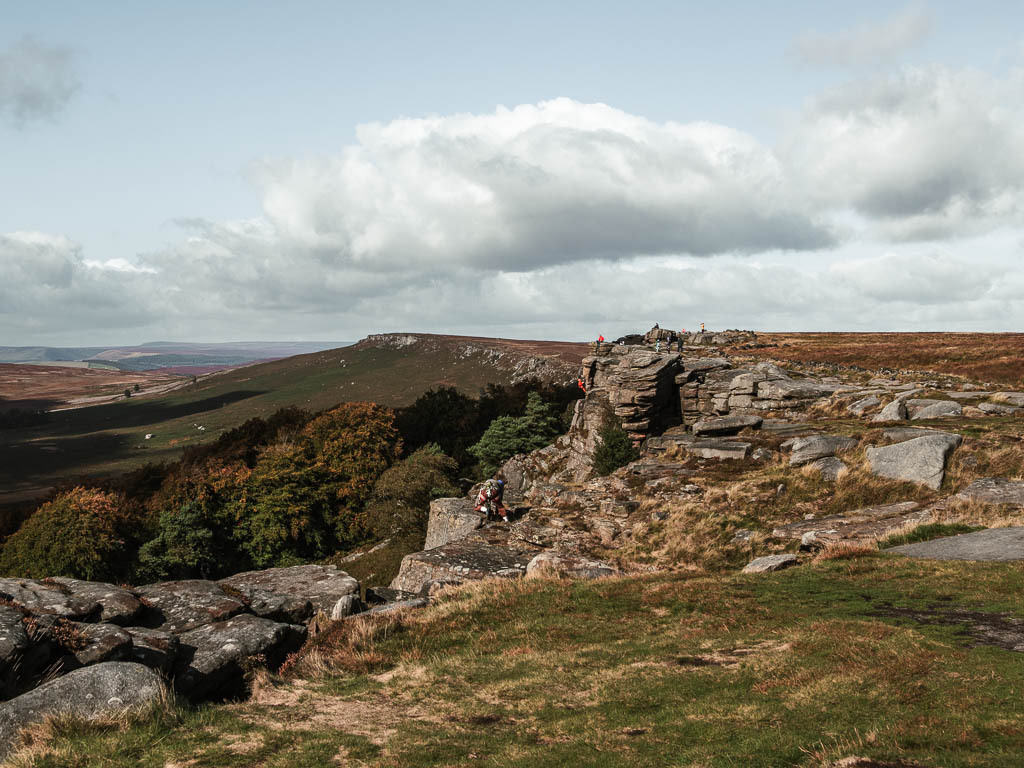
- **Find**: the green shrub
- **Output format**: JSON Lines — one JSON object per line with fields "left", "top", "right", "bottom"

{"left": 469, "top": 392, "right": 562, "bottom": 476}
{"left": 592, "top": 416, "right": 640, "bottom": 476}
{"left": 0, "top": 487, "right": 144, "bottom": 581}
{"left": 365, "top": 444, "right": 460, "bottom": 538}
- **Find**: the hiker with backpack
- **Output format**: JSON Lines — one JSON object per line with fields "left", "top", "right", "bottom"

{"left": 474, "top": 477, "right": 508, "bottom": 522}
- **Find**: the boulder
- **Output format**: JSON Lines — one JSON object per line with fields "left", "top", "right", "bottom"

{"left": 174, "top": 614, "right": 306, "bottom": 700}
{"left": 331, "top": 594, "right": 361, "bottom": 620}
{"left": 871, "top": 399, "right": 908, "bottom": 422}
{"left": 221, "top": 586, "right": 312, "bottom": 625}
{"left": 978, "top": 402, "right": 1020, "bottom": 416}
{"left": 955, "top": 478, "right": 1024, "bottom": 508}
{"left": 847, "top": 395, "right": 880, "bottom": 416}
{"left": 742, "top": 554, "right": 798, "bottom": 574}
{"left": 787, "top": 435, "right": 858, "bottom": 467}
{"left": 991, "top": 392, "right": 1024, "bottom": 407}
{"left": 219, "top": 565, "right": 359, "bottom": 619}
{"left": 423, "top": 498, "right": 484, "bottom": 550}
{"left": 659, "top": 436, "right": 751, "bottom": 460}
{"left": 47, "top": 578, "right": 144, "bottom": 626}
{"left": 692, "top": 414, "right": 762, "bottom": 436}
{"left": 0, "top": 606, "right": 30, "bottom": 697}
{"left": 125, "top": 627, "right": 179, "bottom": 673}
{"left": 808, "top": 456, "right": 847, "bottom": 482}
{"left": 525, "top": 552, "right": 619, "bottom": 580}
{"left": 391, "top": 538, "right": 534, "bottom": 594}
{"left": 882, "top": 427, "right": 947, "bottom": 443}
{"left": 0, "top": 579, "right": 99, "bottom": 620}
{"left": 865, "top": 433, "right": 962, "bottom": 490}
{"left": 0, "top": 662, "right": 164, "bottom": 761}
{"left": 63, "top": 622, "right": 133, "bottom": 668}
{"left": 910, "top": 400, "right": 962, "bottom": 420}
{"left": 136, "top": 580, "right": 246, "bottom": 634}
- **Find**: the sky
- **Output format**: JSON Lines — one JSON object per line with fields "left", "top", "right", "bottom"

{"left": 2, "top": 0, "right": 1024, "bottom": 345}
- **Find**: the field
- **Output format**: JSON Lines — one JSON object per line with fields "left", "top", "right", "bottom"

{"left": 0, "top": 365, "right": 186, "bottom": 411}
{"left": 732, "top": 333, "right": 1024, "bottom": 387}
{"left": 15, "top": 557, "right": 1024, "bottom": 767}
{"left": 0, "top": 334, "right": 585, "bottom": 503}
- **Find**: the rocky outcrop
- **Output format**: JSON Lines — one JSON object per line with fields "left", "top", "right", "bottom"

{"left": 0, "top": 578, "right": 99, "bottom": 619}
{"left": 0, "top": 662, "right": 164, "bottom": 762}
{"left": 47, "top": 578, "right": 144, "bottom": 626}
{"left": 955, "top": 478, "right": 1024, "bottom": 508}
{"left": 136, "top": 580, "right": 246, "bottom": 634}
{"left": 865, "top": 433, "right": 962, "bottom": 490}
{"left": 174, "top": 614, "right": 306, "bottom": 701}
{"left": 219, "top": 564, "right": 359, "bottom": 619}
{"left": 773, "top": 502, "right": 927, "bottom": 545}
{"left": 910, "top": 400, "right": 962, "bottom": 420}
{"left": 391, "top": 528, "right": 536, "bottom": 594}
{"left": 525, "top": 552, "right": 620, "bottom": 580}
{"left": 423, "top": 498, "right": 483, "bottom": 550}
{"left": 692, "top": 414, "right": 762, "bottom": 436}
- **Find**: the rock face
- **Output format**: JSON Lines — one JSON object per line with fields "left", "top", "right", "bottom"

{"left": 0, "top": 662, "right": 164, "bottom": 761}
{"left": 787, "top": 435, "right": 858, "bottom": 467}
{"left": 423, "top": 498, "right": 484, "bottom": 550}
{"left": 888, "top": 527, "right": 1024, "bottom": 561}
{"left": 865, "top": 433, "right": 962, "bottom": 490}
{"left": 174, "top": 614, "right": 306, "bottom": 701}
{"left": 219, "top": 564, "right": 358, "bottom": 619}
{"left": 47, "top": 578, "right": 144, "bottom": 625}
{"left": 742, "top": 554, "right": 798, "bottom": 573}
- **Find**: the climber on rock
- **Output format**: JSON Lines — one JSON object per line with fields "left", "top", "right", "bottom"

{"left": 474, "top": 477, "right": 508, "bottom": 522}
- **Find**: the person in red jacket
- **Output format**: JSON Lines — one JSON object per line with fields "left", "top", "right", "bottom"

{"left": 474, "top": 478, "right": 507, "bottom": 522}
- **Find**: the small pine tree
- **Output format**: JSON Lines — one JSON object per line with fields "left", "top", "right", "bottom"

{"left": 469, "top": 392, "right": 561, "bottom": 476}
{"left": 592, "top": 416, "right": 639, "bottom": 476}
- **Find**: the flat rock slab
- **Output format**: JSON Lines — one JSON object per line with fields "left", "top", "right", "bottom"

{"left": 742, "top": 554, "right": 798, "bottom": 573}
{"left": 48, "top": 578, "right": 144, "bottom": 626}
{"left": 391, "top": 531, "right": 536, "bottom": 594}
{"left": 955, "top": 478, "right": 1024, "bottom": 508}
{"left": 773, "top": 502, "right": 926, "bottom": 544}
{"left": 888, "top": 527, "right": 1024, "bottom": 561}
{"left": 787, "top": 435, "right": 857, "bottom": 467}
{"left": 136, "top": 580, "right": 246, "bottom": 634}
{"left": 692, "top": 414, "right": 762, "bottom": 437}
{"left": 219, "top": 565, "right": 358, "bottom": 619}
{"left": 0, "top": 662, "right": 163, "bottom": 761}
{"left": 0, "top": 579, "right": 99, "bottom": 620}
{"left": 866, "top": 433, "right": 962, "bottom": 490}
{"left": 174, "top": 614, "right": 306, "bottom": 700}
{"left": 882, "top": 427, "right": 948, "bottom": 443}
{"left": 663, "top": 436, "right": 752, "bottom": 460}
{"left": 978, "top": 402, "right": 1020, "bottom": 415}
{"left": 991, "top": 392, "right": 1024, "bottom": 407}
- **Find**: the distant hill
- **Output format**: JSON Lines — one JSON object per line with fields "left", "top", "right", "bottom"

{"left": 0, "top": 341, "right": 349, "bottom": 370}
{"left": 0, "top": 333, "right": 587, "bottom": 500}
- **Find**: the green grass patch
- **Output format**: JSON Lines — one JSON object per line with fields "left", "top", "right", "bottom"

{"left": 878, "top": 522, "right": 986, "bottom": 549}
{"left": 14, "top": 558, "right": 1024, "bottom": 767}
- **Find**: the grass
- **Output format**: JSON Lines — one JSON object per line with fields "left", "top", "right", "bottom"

{"left": 10, "top": 558, "right": 1024, "bottom": 767}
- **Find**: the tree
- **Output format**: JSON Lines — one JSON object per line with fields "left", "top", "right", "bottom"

{"left": 365, "top": 444, "right": 460, "bottom": 538}
{"left": 133, "top": 383, "right": 141, "bottom": 393}
{"left": 469, "top": 392, "right": 562, "bottom": 477}
{"left": 123, "top": 388, "right": 132, "bottom": 399}
{"left": 396, "top": 387, "right": 478, "bottom": 466}
{"left": 0, "top": 487, "right": 142, "bottom": 581}
{"left": 303, "top": 402, "right": 402, "bottom": 545}
{"left": 591, "top": 416, "right": 640, "bottom": 476}
{"left": 228, "top": 443, "right": 333, "bottom": 568}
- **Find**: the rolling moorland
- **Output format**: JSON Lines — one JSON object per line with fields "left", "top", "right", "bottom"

{"left": 3, "top": 330, "right": 1024, "bottom": 766}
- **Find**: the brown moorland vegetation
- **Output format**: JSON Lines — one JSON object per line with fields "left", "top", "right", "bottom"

{"left": 728, "top": 332, "right": 1024, "bottom": 386}
{"left": 0, "top": 364, "right": 184, "bottom": 411}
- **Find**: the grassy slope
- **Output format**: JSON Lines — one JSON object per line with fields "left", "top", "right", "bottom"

{"left": 14, "top": 557, "right": 1024, "bottom": 767}
{"left": 0, "top": 336, "right": 584, "bottom": 494}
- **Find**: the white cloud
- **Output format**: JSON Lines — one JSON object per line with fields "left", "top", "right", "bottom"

{"left": 784, "top": 65, "right": 1024, "bottom": 240}
{"left": 0, "top": 38, "right": 79, "bottom": 127}
{"left": 791, "top": 4, "right": 932, "bottom": 68}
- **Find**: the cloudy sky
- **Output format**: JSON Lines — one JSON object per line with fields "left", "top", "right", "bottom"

{"left": 3, "top": 1, "right": 1023, "bottom": 345}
